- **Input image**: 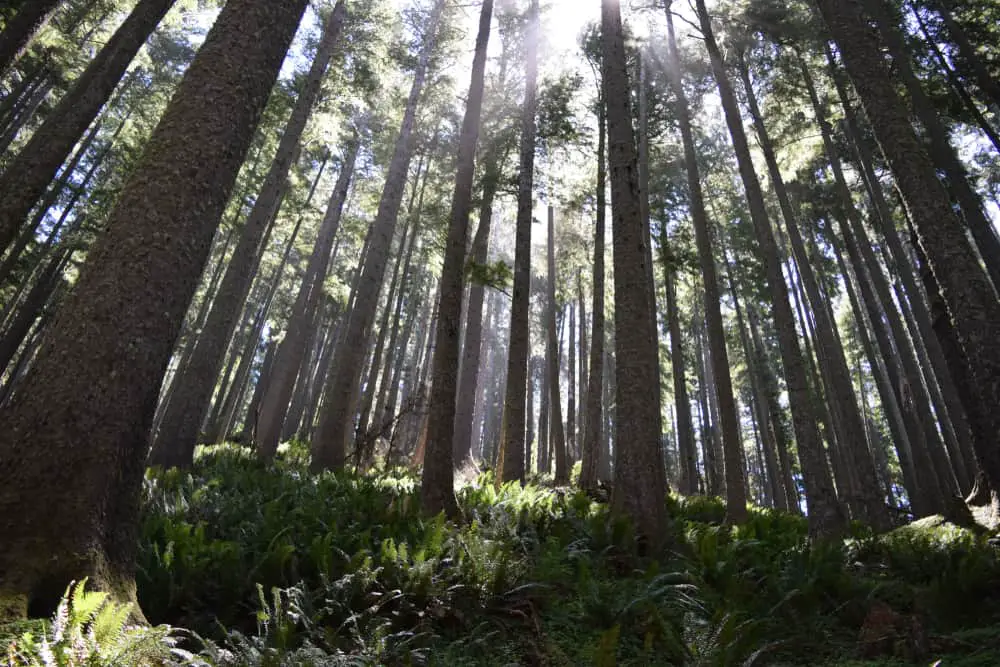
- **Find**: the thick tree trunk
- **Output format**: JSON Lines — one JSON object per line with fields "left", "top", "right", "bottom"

{"left": 496, "top": 0, "right": 539, "bottom": 485}
{"left": 313, "top": 0, "right": 442, "bottom": 471}
{"left": 0, "top": 0, "right": 177, "bottom": 256}
{"left": 153, "top": 2, "right": 345, "bottom": 468}
{"left": 0, "top": 0, "right": 307, "bottom": 618}
{"left": 603, "top": 0, "right": 668, "bottom": 546}
{"left": 546, "top": 207, "right": 569, "bottom": 484}
{"left": 815, "top": 0, "right": 1000, "bottom": 496}
{"left": 696, "top": 0, "right": 843, "bottom": 536}
{"left": 0, "top": 0, "right": 60, "bottom": 77}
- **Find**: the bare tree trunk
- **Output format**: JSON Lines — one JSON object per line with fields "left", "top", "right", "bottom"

{"left": 581, "top": 93, "right": 606, "bottom": 492}
{"left": 453, "top": 149, "right": 503, "bottom": 462}
{"left": 665, "top": 2, "right": 744, "bottom": 516}
{"left": 153, "top": 2, "right": 345, "bottom": 468}
{"left": 866, "top": 0, "right": 1000, "bottom": 290}
{"left": 696, "top": 0, "right": 843, "bottom": 536}
{"left": 816, "top": 0, "right": 1000, "bottom": 496}
{"left": 0, "top": 0, "right": 308, "bottom": 616}
{"left": 603, "top": 0, "right": 668, "bottom": 545}
{"left": 255, "top": 131, "right": 358, "bottom": 458}
{"left": 546, "top": 207, "right": 569, "bottom": 484}
{"left": 496, "top": 0, "right": 539, "bottom": 485}
{"left": 830, "top": 52, "right": 979, "bottom": 490}
{"left": 314, "top": 0, "right": 442, "bottom": 471}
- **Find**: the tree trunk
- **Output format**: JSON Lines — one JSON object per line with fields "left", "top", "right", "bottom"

{"left": 603, "top": 0, "right": 668, "bottom": 546}
{"left": 255, "top": 132, "right": 358, "bottom": 458}
{"left": 420, "top": 0, "right": 493, "bottom": 508}
{"left": 0, "top": 0, "right": 308, "bottom": 618}
{"left": 313, "top": 0, "right": 442, "bottom": 471}
{"left": 0, "top": 0, "right": 60, "bottom": 77}
{"left": 453, "top": 149, "right": 503, "bottom": 463}
{"left": 496, "top": 0, "right": 539, "bottom": 485}
{"left": 696, "top": 0, "right": 843, "bottom": 536}
{"left": 830, "top": 51, "right": 980, "bottom": 490}
{"left": 666, "top": 2, "right": 745, "bottom": 518}
{"left": 580, "top": 91, "right": 606, "bottom": 493}
{"left": 567, "top": 301, "right": 576, "bottom": 464}
{"left": 577, "top": 270, "right": 588, "bottom": 459}
{"left": 546, "top": 207, "right": 569, "bottom": 484}
{"left": 927, "top": 0, "right": 1000, "bottom": 111}
{"left": 152, "top": 2, "right": 344, "bottom": 468}
{"left": 740, "top": 50, "right": 888, "bottom": 529}
{"left": 816, "top": 0, "right": 1000, "bottom": 496}
{"left": 0, "top": 0, "right": 177, "bottom": 256}
{"left": 728, "top": 264, "right": 785, "bottom": 510}
{"left": 866, "top": 0, "right": 1000, "bottom": 291}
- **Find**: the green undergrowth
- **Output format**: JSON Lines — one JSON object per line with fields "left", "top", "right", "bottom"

{"left": 6, "top": 443, "right": 1000, "bottom": 665}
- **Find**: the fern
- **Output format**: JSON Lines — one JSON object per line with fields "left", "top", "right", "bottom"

{"left": 4, "top": 578, "right": 201, "bottom": 667}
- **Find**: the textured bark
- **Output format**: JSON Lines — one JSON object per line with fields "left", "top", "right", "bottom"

{"left": 580, "top": 95, "right": 606, "bottom": 493}
{"left": 0, "top": 0, "right": 177, "bottom": 256}
{"left": 496, "top": 0, "right": 539, "bottom": 485}
{"left": 666, "top": 3, "right": 745, "bottom": 517}
{"left": 0, "top": 0, "right": 307, "bottom": 617}
{"left": 313, "top": 0, "right": 443, "bottom": 471}
{"left": 741, "top": 51, "right": 888, "bottom": 529}
{"left": 256, "top": 134, "right": 358, "bottom": 458}
{"left": 603, "top": 0, "right": 668, "bottom": 546}
{"left": 453, "top": 150, "right": 502, "bottom": 462}
{"left": 831, "top": 53, "right": 979, "bottom": 490}
{"left": 153, "top": 1, "right": 345, "bottom": 468}
{"left": 420, "top": 0, "right": 493, "bottom": 506}
{"left": 544, "top": 208, "right": 568, "bottom": 484}
{"left": 696, "top": 0, "right": 843, "bottom": 536}
{"left": 636, "top": 51, "right": 661, "bottom": 386}
{"left": 815, "top": 0, "right": 1000, "bottom": 497}
{"left": 0, "top": 0, "right": 60, "bottom": 77}
{"left": 866, "top": 0, "right": 1000, "bottom": 291}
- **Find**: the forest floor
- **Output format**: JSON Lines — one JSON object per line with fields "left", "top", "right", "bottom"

{"left": 4, "top": 443, "right": 1000, "bottom": 666}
